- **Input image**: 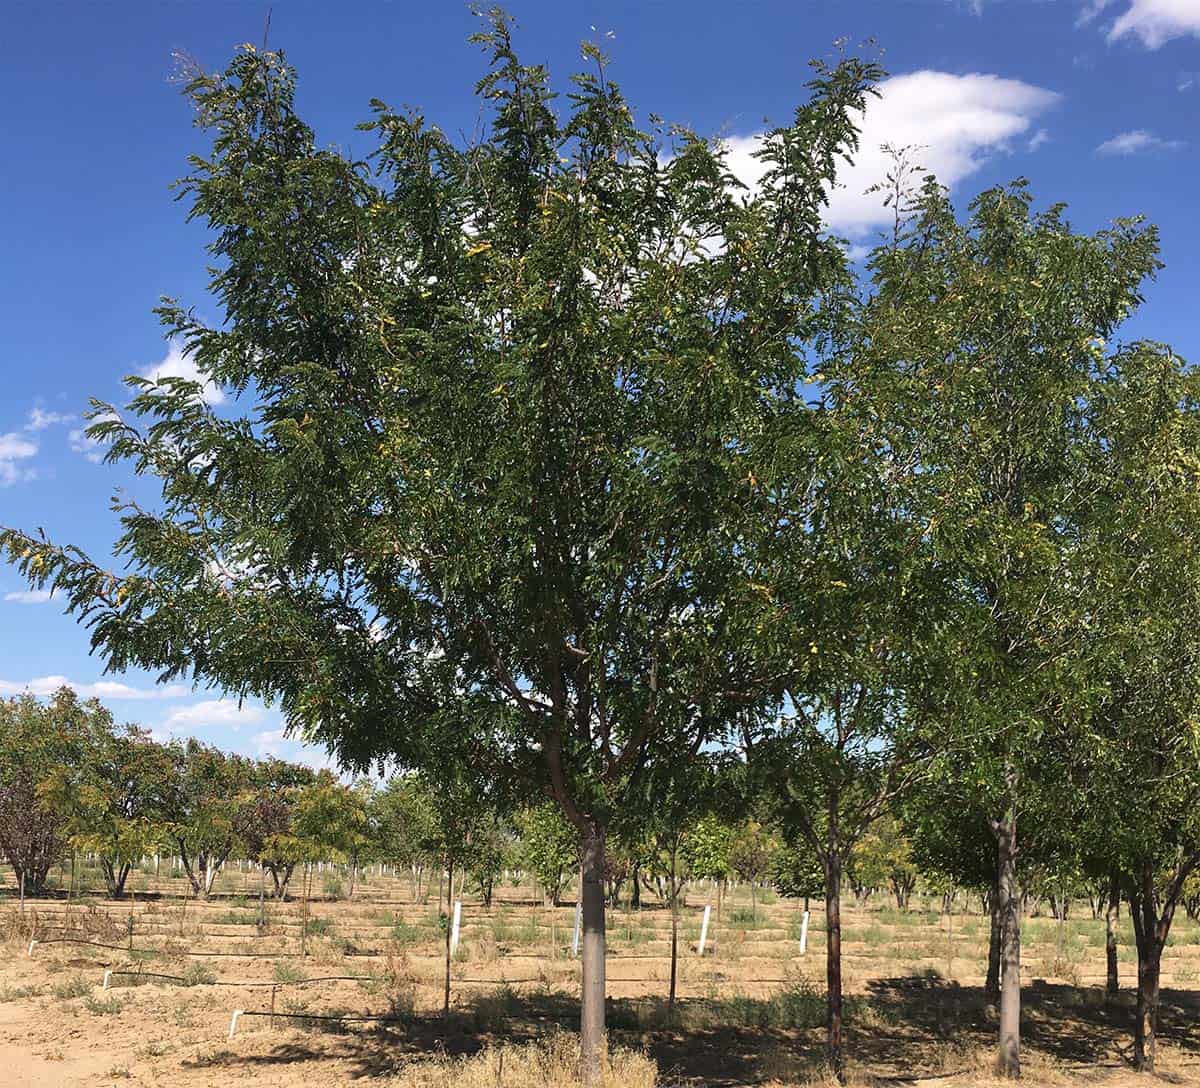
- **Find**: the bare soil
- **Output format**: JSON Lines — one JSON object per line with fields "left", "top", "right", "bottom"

{"left": 2, "top": 866, "right": 1199, "bottom": 1086}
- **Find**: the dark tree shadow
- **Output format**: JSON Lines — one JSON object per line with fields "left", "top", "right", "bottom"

{"left": 183, "top": 978, "right": 1200, "bottom": 1085}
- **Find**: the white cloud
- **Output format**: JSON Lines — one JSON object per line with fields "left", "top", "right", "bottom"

{"left": 0, "top": 676, "right": 189, "bottom": 700}
{"left": 1107, "top": 0, "right": 1200, "bottom": 47}
{"left": 25, "top": 407, "right": 73, "bottom": 431}
{"left": 723, "top": 70, "right": 1058, "bottom": 239}
{"left": 163, "top": 698, "right": 264, "bottom": 732}
{"left": 139, "top": 341, "right": 225, "bottom": 406}
{"left": 0, "top": 432, "right": 38, "bottom": 486}
{"left": 1096, "top": 128, "right": 1186, "bottom": 154}
{"left": 1028, "top": 128, "right": 1052, "bottom": 151}
{"left": 3, "top": 589, "right": 55, "bottom": 604}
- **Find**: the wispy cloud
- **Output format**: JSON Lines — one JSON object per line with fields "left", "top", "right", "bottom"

{"left": 0, "top": 676, "right": 190, "bottom": 700}
{"left": 25, "top": 407, "right": 73, "bottom": 431}
{"left": 3, "top": 589, "right": 55, "bottom": 604}
{"left": 0, "top": 432, "right": 38, "bottom": 486}
{"left": 1082, "top": 0, "right": 1200, "bottom": 47}
{"left": 1028, "top": 128, "right": 1052, "bottom": 151}
{"left": 1096, "top": 128, "right": 1186, "bottom": 154}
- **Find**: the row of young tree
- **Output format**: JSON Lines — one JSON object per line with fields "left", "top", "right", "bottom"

{"left": 0, "top": 689, "right": 766, "bottom": 909}
{"left": 3, "top": 11, "right": 1199, "bottom": 1081}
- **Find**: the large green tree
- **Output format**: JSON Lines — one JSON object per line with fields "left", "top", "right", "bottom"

{"left": 1070, "top": 343, "right": 1200, "bottom": 1071}
{"left": 861, "top": 177, "right": 1163, "bottom": 1077}
{"left": 0, "top": 16, "right": 879, "bottom": 1075}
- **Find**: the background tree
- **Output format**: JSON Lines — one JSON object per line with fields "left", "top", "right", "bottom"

{"left": 683, "top": 813, "right": 736, "bottom": 915}
{"left": 0, "top": 690, "right": 80, "bottom": 896}
{"left": 1071, "top": 343, "right": 1200, "bottom": 1071}
{"left": 517, "top": 802, "right": 578, "bottom": 909}
{"left": 851, "top": 813, "right": 917, "bottom": 911}
{"left": 624, "top": 752, "right": 731, "bottom": 1014}
{"left": 728, "top": 819, "right": 777, "bottom": 922}
{"left": 371, "top": 773, "right": 439, "bottom": 902}
{"left": 236, "top": 758, "right": 316, "bottom": 899}
{"left": 860, "top": 177, "right": 1162, "bottom": 1078}
{"left": 42, "top": 718, "right": 173, "bottom": 899}
{"left": 160, "top": 740, "right": 254, "bottom": 899}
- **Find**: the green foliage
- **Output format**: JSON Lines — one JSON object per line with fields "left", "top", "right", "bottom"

{"left": 0, "top": 17, "right": 883, "bottom": 879}
{"left": 682, "top": 815, "right": 735, "bottom": 884}
{"left": 769, "top": 840, "right": 823, "bottom": 901}
{"left": 851, "top": 814, "right": 918, "bottom": 908}
{"left": 516, "top": 803, "right": 577, "bottom": 906}
{"left": 0, "top": 690, "right": 79, "bottom": 894}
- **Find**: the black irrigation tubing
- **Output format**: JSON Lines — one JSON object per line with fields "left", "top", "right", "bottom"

{"left": 235, "top": 1010, "right": 404, "bottom": 1025}
{"left": 106, "top": 969, "right": 373, "bottom": 989}
{"left": 29, "top": 937, "right": 132, "bottom": 952}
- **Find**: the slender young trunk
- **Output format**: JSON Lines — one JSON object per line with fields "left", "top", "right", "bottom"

{"left": 443, "top": 855, "right": 454, "bottom": 1019}
{"left": 580, "top": 827, "right": 607, "bottom": 1088}
{"left": 825, "top": 847, "right": 845, "bottom": 1083}
{"left": 994, "top": 805, "right": 1021, "bottom": 1078}
{"left": 301, "top": 863, "right": 310, "bottom": 958}
{"left": 986, "top": 870, "right": 1001, "bottom": 1000}
{"left": 1105, "top": 873, "right": 1120, "bottom": 998}
{"left": 668, "top": 844, "right": 678, "bottom": 1017}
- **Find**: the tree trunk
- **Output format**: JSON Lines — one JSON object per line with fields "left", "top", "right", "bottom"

{"left": 443, "top": 855, "right": 453, "bottom": 1019}
{"left": 986, "top": 868, "right": 1002, "bottom": 1000}
{"left": 668, "top": 844, "right": 679, "bottom": 1017}
{"left": 825, "top": 848, "right": 845, "bottom": 1083}
{"left": 1130, "top": 913, "right": 1162, "bottom": 1072}
{"left": 101, "top": 858, "right": 130, "bottom": 900}
{"left": 1105, "top": 873, "right": 1119, "bottom": 998}
{"left": 994, "top": 805, "right": 1021, "bottom": 1078}
{"left": 580, "top": 827, "right": 608, "bottom": 1087}
{"left": 631, "top": 860, "right": 641, "bottom": 910}
{"left": 1128, "top": 865, "right": 1169, "bottom": 1073}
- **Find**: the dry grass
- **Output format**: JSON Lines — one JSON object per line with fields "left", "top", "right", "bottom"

{"left": 387, "top": 1033, "right": 657, "bottom": 1087}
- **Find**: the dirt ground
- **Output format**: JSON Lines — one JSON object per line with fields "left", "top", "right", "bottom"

{"left": 2, "top": 866, "right": 1200, "bottom": 1086}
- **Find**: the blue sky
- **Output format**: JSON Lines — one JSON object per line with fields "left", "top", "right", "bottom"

{"left": 1, "top": 0, "right": 1197, "bottom": 768}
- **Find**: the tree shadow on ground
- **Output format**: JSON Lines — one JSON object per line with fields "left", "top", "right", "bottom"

{"left": 184, "top": 978, "right": 1200, "bottom": 1086}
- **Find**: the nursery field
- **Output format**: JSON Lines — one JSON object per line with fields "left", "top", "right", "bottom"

{"left": 3, "top": 865, "right": 1200, "bottom": 1086}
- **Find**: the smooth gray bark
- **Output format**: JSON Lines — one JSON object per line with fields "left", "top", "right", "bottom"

{"left": 580, "top": 830, "right": 607, "bottom": 1087}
